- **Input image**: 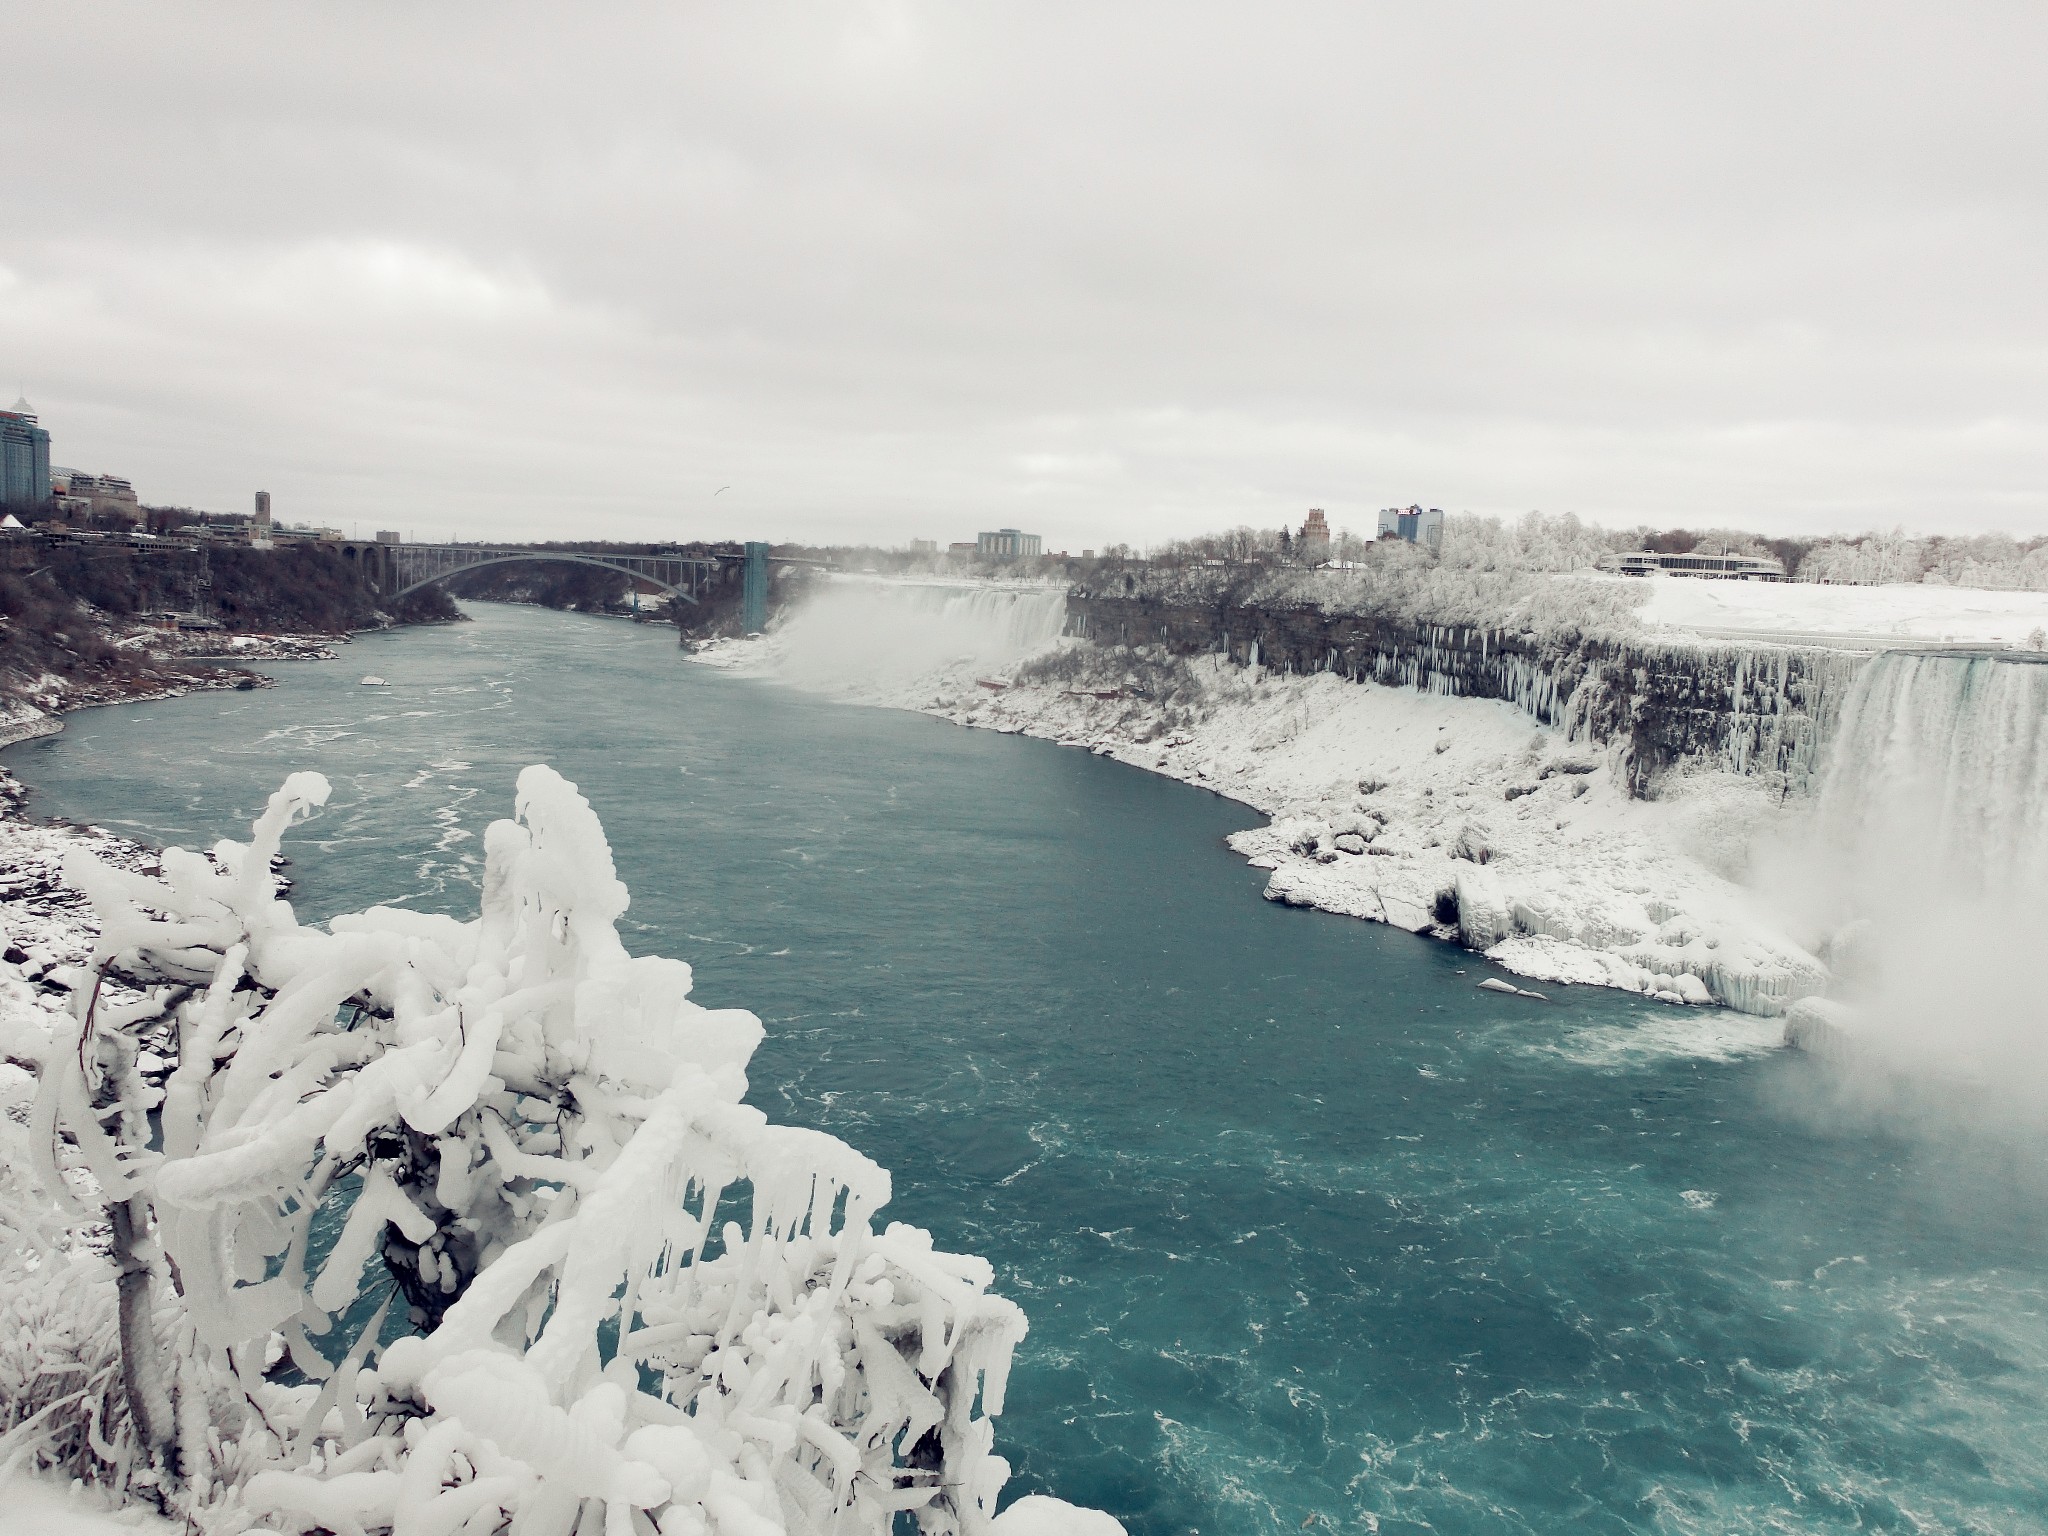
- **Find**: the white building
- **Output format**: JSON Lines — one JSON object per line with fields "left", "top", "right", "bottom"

{"left": 1597, "top": 550, "right": 1784, "bottom": 581}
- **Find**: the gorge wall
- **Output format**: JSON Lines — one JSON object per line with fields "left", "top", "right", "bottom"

{"left": 1062, "top": 588, "right": 1868, "bottom": 797}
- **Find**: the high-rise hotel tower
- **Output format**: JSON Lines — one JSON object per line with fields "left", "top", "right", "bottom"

{"left": 0, "top": 396, "right": 50, "bottom": 512}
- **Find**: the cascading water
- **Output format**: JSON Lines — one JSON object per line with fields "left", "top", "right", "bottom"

{"left": 1797, "top": 650, "right": 2048, "bottom": 1078}
{"left": 1816, "top": 651, "right": 2048, "bottom": 907}
{"left": 772, "top": 577, "right": 1070, "bottom": 697}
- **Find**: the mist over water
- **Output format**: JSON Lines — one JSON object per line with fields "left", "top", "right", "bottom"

{"left": 10, "top": 605, "right": 2048, "bottom": 1532}
{"left": 770, "top": 577, "right": 1070, "bottom": 695}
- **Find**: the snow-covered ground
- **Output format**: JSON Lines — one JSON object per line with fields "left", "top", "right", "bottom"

{"left": 0, "top": 1474, "right": 178, "bottom": 1534}
{"left": 1631, "top": 575, "right": 2048, "bottom": 648}
{"left": 699, "top": 580, "right": 1828, "bottom": 1021}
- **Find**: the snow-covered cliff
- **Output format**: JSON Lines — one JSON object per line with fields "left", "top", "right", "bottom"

{"left": 1063, "top": 589, "right": 1863, "bottom": 797}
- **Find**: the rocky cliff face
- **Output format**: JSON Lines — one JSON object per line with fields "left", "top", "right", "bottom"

{"left": 1063, "top": 589, "right": 1864, "bottom": 797}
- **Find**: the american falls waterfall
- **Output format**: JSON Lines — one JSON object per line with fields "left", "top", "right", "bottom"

{"left": 1800, "top": 650, "right": 2048, "bottom": 1080}
{"left": 1816, "top": 651, "right": 2048, "bottom": 908}
{"left": 773, "top": 578, "right": 1070, "bottom": 697}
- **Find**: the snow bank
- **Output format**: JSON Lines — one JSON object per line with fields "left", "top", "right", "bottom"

{"left": 1635, "top": 576, "right": 2048, "bottom": 648}
{"left": 974, "top": 652, "right": 1823, "bottom": 1014}
{"left": 0, "top": 1472, "right": 179, "bottom": 1534}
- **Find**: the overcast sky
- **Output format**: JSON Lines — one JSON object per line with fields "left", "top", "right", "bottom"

{"left": 2, "top": 3, "right": 2043, "bottom": 548}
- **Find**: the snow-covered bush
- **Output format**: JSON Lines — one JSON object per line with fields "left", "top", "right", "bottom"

{"left": 10, "top": 767, "right": 1106, "bottom": 1535}
{"left": 0, "top": 1050, "right": 137, "bottom": 1495}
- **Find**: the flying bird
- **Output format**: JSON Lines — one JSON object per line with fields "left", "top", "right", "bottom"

{"left": 714, "top": 485, "right": 730, "bottom": 495}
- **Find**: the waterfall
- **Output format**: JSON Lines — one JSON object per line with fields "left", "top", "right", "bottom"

{"left": 773, "top": 578, "right": 1070, "bottom": 696}
{"left": 1816, "top": 651, "right": 2048, "bottom": 907}
{"left": 1791, "top": 650, "right": 2048, "bottom": 1081}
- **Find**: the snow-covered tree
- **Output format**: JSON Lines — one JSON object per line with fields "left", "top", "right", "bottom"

{"left": 13, "top": 767, "right": 1112, "bottom": 1535}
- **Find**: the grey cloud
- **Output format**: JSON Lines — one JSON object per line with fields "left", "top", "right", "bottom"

{"left": 2, "top": 1, "right": 2043, "bottom": 546}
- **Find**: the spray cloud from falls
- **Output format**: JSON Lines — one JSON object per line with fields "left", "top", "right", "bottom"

{"left": 771, "top": 578, "right": 1070, "bottom": 700}
{"left": 1786, "top": 651, "right": 2048, "bottom": 1117}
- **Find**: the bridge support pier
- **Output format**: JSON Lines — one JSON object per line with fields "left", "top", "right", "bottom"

{"left": 743, "top": 541, "right": 769, "bottom": 634}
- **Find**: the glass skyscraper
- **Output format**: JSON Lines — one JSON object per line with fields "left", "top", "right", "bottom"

{"left": 0, "top": 396, "right": 51, "bottom": 511}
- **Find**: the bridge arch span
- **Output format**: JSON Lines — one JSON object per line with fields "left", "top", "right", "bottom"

{"left": 389, "top": 550, "right": 701, "bottom": 603}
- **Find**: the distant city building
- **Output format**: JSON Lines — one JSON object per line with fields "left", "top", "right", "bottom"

{"left": 55, "top": 469, "right": 143, "bottom": 524}
{"left": 375, "top": 530, "right": 402, "bottom": 544}
{"left": 1298, "top": 508, "right": 1331, "bottom": 563}
{"left": 0, "top": 397, "right": 51, "bottom": 512}
{"left": 1597, "top": 550, "right": 1784, "bottom": 582}
{"left": 976, "top": 528, "right": 1042, "bottom": 559}
{"left": 1376, "top": 505, "right": 1444, "bottom": 552}
{"left": 909, "top": 538, "right": 937, "bottom": 556}
{"left": 252, "top": 490, "right": 273, "bottom": 546}
{"left": 947, "top": 541, "right": 977, "bottom": 558}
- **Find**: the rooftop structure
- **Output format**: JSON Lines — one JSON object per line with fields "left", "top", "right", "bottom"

{"left": 1598, "top": 550, "right": 1785, "bottom": 582}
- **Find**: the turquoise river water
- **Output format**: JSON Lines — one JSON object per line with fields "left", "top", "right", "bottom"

{"left": 7, "top": 604, "right": 2048, "bottom": 1535}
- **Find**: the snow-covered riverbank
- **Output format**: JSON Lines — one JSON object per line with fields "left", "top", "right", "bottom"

{"left": 702, "top": 580, "right": 1843, "bottom": 1019}
{"left": 0, "top": 768, "right": 159, "bottom": 1033}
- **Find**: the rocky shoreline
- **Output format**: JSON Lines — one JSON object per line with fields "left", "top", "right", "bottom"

{"left": 0, "top": 766, "right": 161, "bottom": 1080}
{"left": 0, "top": 632, "right": 336, "bottom": 753}
{"left": 0, "top": 632, "right": 349, "bottom": 1057}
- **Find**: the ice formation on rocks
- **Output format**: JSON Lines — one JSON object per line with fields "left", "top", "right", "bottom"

{"left": 8, "top": 767, "right": 1111, "bottom": 1535}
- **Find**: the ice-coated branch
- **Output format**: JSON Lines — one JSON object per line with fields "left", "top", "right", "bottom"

{"left": 18, "top": 765, "right": 1107, "bottom": 1535}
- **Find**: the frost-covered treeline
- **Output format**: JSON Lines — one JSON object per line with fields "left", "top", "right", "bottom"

{"left": 1142, "top": 512, "right": 2048, "bottom": 593}
{"left": 1147, "top": 510, "right": 1619, "bottom": 575}
{"left": 1109, "top": 513, "right": 1646, "bottom": 639}
{"left": 0, "top": 769, "right": 1110, "bottom": 1535}
{"left": 1794, "top": 529, "right": 2048, "bottom": 589}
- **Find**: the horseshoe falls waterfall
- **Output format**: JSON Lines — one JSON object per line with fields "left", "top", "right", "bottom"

{"left": 1791, "top": 650, "right": 2048, "bottom": 1080}
{"left": 1816, "top": 651, "right": 2048, "bottom": 907}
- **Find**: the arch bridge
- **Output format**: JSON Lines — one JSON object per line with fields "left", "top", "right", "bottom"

{"left": 345, "top": 543, "right": 724, "bottom": 604}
